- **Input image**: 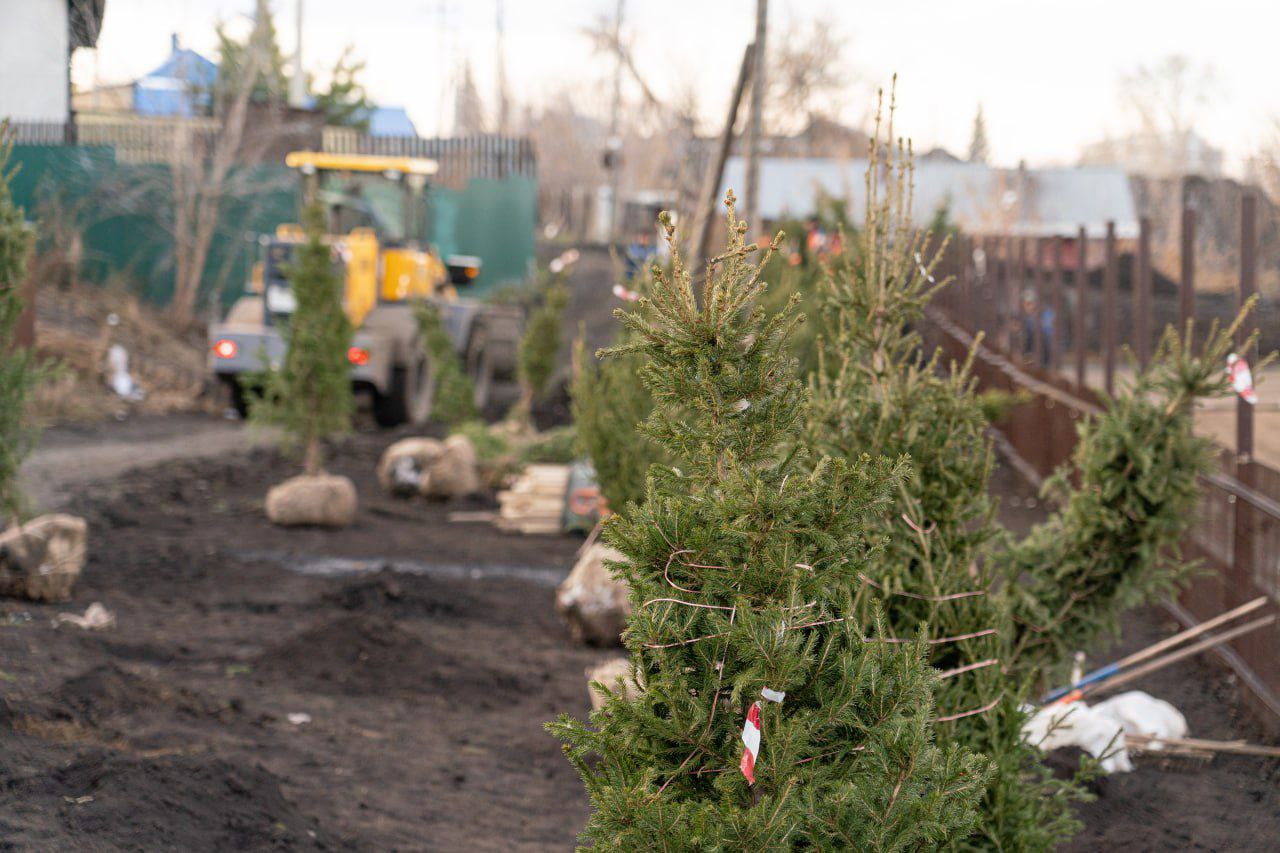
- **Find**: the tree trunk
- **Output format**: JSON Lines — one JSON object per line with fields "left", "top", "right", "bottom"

{"left": 303, "top": 436, "right": 322, "bottom": 476}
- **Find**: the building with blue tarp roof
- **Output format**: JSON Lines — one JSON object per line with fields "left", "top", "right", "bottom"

{"left": 133, "top": 35, "right": 217, "bottom": 117}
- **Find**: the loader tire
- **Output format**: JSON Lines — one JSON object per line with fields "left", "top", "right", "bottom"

{"left": 467, "top": 328, "right": 496, "bottom": 412}
{"left": 408, "top": 355, "right": 437, "bottom": 426}
{"left": 373, "top": 366, "right": 409, "bottom": 427}
{"left": 223, "top": 375, "right": 250, "bottom": 419}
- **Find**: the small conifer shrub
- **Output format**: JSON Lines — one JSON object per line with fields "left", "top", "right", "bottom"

{"left": 515, "top": 272, "right": 569, "bottom": 417}
{"left": 415, "top": 300, "right": 477, "bottom": 428}
{"left": 806, "top": 88, "right": 1269, "bottom": 850}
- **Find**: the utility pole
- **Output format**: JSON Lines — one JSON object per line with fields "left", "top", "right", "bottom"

{"left": 691, "top": 42, "right": 755, "bottom": 273}
{"left": 606, "top": 0, "right": 625, "bottom": 241}
{"left": 743, "top": 0, "right": 767, "bottom": 236}
{"left": 288, "top": 0, "right": 306, "bottom": 108}
{"left": 495, "top": 0, "right": 509, "bottom": 135}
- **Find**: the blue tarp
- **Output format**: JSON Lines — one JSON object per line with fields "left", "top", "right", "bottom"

{"left": 133, "top": 39, "right": 217, "bottom": 117}
{"left": 368, "top": 106, "right": 417, "bottom": 137}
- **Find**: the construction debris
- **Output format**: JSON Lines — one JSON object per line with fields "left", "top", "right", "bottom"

{"left": 1022, "top": 690, "right": 1191, "bottom": 774}
{"left": 1022, "top": 701, "right": 1134, "bottom": 774}
{"left": 54, "top": 602, "right": 116, "bottom": 630}
{"left": 496, "top": 464, "right": 570, "bottom": 534}
{"left": 377, "top": 437, "right": 443, "bottom": 496}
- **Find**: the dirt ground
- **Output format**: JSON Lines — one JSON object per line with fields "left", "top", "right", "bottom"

{"left": 994, "top": 465, "right": 1280, "bottom": 851}
{"left": 3, "top": 420, "right": 1278, "bottom": 850}
{"left": 2, "top": 422, "right": 609, "bottom": 851}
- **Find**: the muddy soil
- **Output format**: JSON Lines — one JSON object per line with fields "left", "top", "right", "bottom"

{"left": 1, "top": 420, "right": 1277, "bottom": 850}
{"left": 1, "top": 423, "right": 607, "bottom": 851}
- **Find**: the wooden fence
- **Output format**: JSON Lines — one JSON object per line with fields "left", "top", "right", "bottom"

{"left": 924, "top": 194, "right": 1280, "bottom": 730}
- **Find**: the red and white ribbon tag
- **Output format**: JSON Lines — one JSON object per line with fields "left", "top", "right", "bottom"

{"left": 1228, "top": 354, "right": 1258, "bottom": 405}
{"left": 739, "top": 687, "right": 785, "bottom": 785}
{"left": 612, "top": 283, "right": 641, "bottom": 302}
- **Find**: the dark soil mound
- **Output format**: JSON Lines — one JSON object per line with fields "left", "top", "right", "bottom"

{"left": 320, "top": 570, "right": 465, "bottom": 619}
{"left": 53, "top": 664, "right": 220, "bottom": 725}
{"left": 254, "top": 614, "right": 523, "bottom": 698}
{"left": 0, "top": 753, "right": 339, "bottom": 851}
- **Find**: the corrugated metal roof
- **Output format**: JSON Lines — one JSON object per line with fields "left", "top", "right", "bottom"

{"left": 721, "top": 157, "right": 1138, "bottom": 238}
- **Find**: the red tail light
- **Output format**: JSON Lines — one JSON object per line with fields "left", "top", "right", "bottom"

{"left": 347, "top": 346, "right": 370, "bottom": 366}
{"left": 213, "top": 339, "right": 238, "bottom": 359}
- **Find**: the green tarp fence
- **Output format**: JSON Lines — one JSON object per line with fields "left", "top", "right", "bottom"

{"left": 9, "top": 145, "right": 536, "bottom": 310}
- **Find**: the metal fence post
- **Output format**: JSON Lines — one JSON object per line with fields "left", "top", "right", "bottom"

{"left": 1015, "top": 236, "right": 1027, "bottom": 362}
{"left": 1031, "top": 237, "right": 1045, "bottom": 367}
{"left": 1180, "top": 207, "right": 1196, "bottom": 334}
{"left": 1136, "top": 216, "right": 1152, "bottom": 369}
{"left": 1103, "top": 221, "right": 1117, "bottom": 395}
{"left": 1232, "top": 192, "right": 1258, "bottom": 609}
{"left": 1075, "top": 226, "right": 1088, "bottom": 390}
{"left": 1051, "top": 234, "right": 1064, "bottom": 371}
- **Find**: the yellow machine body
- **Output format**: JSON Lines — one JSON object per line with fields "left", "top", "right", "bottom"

{"left": 270, "top": 153, "right": 451, "bottom": 328}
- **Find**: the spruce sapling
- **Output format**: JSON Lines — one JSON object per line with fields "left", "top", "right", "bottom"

{"left": 515, "top": 271, "right": 569, "bottom": 419}
{"left": 1001, "top": 312, "right": 1271, "bottom": 675}
{"left": 807, "top": 91, "right": 1087, "bottom": 850}
{"left": 0, "top": 127, "right": 39, "bottom": 525}
{"left": 415, "top": 300, "right": 477, "bottom": 428}
{"left": 548, "top": 198, "right": 989, "bottom": 850}
{"left": 249, "top": 202, "right": 354, "bottom": 475}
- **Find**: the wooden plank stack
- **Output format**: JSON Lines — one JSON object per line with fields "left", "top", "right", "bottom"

{"left": 495, "top": 464, "right": 570, "bottom": 534}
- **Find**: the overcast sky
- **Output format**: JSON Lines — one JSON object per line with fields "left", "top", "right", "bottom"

{"left": 72, "top": 0, "right": 1279, "bottom": 174}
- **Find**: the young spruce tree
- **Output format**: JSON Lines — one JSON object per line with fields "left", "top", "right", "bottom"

{"left": 549, "top": 198, "right": 989, "bottom": 850}
{"left": 806, "top": 98, "right": 1085, "bottom": 849}
{"left": 415, "top": 300, "right": 477, "bottom": 429}
{"left": 249, "top": 202, "right": 354, "bottom": 474}
{"left": 807, "top": 89, "right": 1268, "bottom": 849}
{"left": 515, "top": 272, "right": 570, "bottom": 420}
{"left": 0, "top": 128, "right": 39, "bottom": 525}
{"left": 1001, "top": 314, "right": 1265, "bottom": 676}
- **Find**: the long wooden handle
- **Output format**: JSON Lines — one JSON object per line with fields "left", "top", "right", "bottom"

{"left": 1113, "top": 596, "right": 1268, "bottom": 670}
{"left": 1041, "top": 596, "right": 1269, "bottom": 704}
{"left": 1127, "top": 733, "right": 1280, "bottom": 758}
{"left": 1081, "top": 614, "right": 1276, "bottom": 699}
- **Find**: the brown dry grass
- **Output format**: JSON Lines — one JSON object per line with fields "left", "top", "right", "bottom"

{"left": 31, "top": 278, "right": 215, "bottom": 423}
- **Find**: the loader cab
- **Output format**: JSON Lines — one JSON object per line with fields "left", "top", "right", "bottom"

{"left": 275, "top": 152, "right": 458, "bottom": 325}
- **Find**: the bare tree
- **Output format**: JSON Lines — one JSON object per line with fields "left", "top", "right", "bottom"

{"left": 454, "top": 61, "right": 487, "bottom": 135}
{"left": 766, "top": 17, "right": 850, "bottom": 134}
{"left": 169, "top": 57, "right": 261, "bottom": 325}
{"left": 1116, "top": 54, "right": 1217, "bottom": 176}
{"left": 1250, "top": 119, "right": 1280, "bottom": 204}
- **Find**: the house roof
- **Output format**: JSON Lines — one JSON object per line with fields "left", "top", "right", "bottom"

{"left": 720, "top": 157, "right": 1139, "bottom": 239}
{"left": 368, "top": 106, "right": 417, "bottom": 137}
{"left": 69, "top": 0, "right": 106, "bottom": 49}
{"left": 134, "top": 37, "right": 217, "bottom": 117}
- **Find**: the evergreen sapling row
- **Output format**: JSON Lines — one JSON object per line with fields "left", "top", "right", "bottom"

{"left": 549, "top": 198, "right": 990, "bottom": 850}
